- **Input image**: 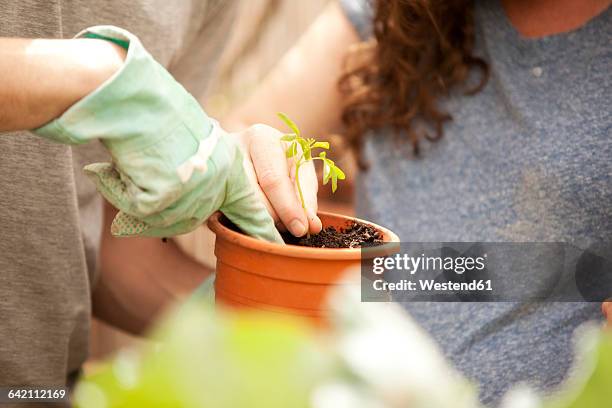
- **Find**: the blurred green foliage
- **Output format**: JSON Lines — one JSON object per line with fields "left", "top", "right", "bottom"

{"left": 544, "top": 327, "right": 612, "bottom": 408}
{"left": 75, "top": 298, "right": 610, "bottom": 408}
{"left": 75, "top": 303, "right": 335, "bottom": 408}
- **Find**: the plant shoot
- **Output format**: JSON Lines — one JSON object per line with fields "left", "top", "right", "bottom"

{"left": 278, "top": 112, "right": 345, "bottom": 217}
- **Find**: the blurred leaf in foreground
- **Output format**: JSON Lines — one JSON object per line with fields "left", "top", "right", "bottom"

{"left": 545, "top": 325, "right": 612, "bottom": 408}
{"left": 75, "top": 303, "right": 334, "bottom": 408}
{"left": 75, "top": 281, "right": 611, "bottom": 408}
{"left": 501, "top": 324, "right": 612, "bottom": 408}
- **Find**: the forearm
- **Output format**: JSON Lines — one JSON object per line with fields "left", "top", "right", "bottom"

{"left": 0, "top": 38, "right": 125, "bottom": 131}
{"left": 223, "top": 2, "right": 359, "bottom": 135}
{"left": 93, "top": 202, "right": 212, "bottom": 335}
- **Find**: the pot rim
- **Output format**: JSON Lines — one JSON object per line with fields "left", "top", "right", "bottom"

{"left": 207, "top": 211, "right": 400, "bottom": 260}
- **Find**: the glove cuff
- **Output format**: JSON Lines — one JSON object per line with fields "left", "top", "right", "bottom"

{"left": 34, "top": 25, "right": 212, "bottom": 153}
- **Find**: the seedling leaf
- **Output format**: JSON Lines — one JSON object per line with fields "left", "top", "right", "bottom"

{"left": 312, "top": 141, "right": 329, "bottom": 150}
{"left": 334, "top": 166, "right": 346, "bottom": 180}
{"left": 280, "top": 134, "right": 297, "bottom": 142}
{"left": 277, "top": 112, "right": 300, "bottom": 137}
{"left": 323, "top": 161, "right": 331, "bottom": 185}
{"left": 286, "top": 142, "right": 298, "bottom": 158}
{"left": 276, "top": 113, "right": 346, "bottom": 221}
{"left": 331, "top": 172, "right": 338, "bottom": 192}
{"left": 297, "top": 139, "right": 311, "bottom": 160}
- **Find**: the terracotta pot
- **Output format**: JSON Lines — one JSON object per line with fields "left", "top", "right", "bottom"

{"left": 207, "top": 211, "right": 400, "bottom": 324}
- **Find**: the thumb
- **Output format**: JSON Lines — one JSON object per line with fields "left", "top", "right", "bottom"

{"left": 221, "top": 159, "right": 283, "bottom": 244}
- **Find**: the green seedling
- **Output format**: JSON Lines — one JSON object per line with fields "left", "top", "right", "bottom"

{"left": 278, "top": 112, "right": 345, "bottom": 220}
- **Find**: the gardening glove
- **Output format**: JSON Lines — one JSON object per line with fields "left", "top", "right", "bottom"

{"left": 34, "top": 25, "right": 282, "bottom": 243}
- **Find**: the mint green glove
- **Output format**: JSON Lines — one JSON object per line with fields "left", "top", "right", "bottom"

{"left": 35, "top": 26, "right": 282, "bottom": 243}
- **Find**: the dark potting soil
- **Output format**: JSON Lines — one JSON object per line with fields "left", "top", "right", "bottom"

{"left": 220, "top": 215, "right": 384, "bottom": 249}
{"left": 281, "top": 221, "right": 383, "bottom": 248}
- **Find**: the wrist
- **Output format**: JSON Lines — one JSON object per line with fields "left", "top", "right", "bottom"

{"left": 0, "top": 38, "right": 127, "bottom": 131}
{"left": 76, "top": 39, "right": 127, "bottom": 97}
{"left": 36, "top": 39, "right": 126, "bottom": 133}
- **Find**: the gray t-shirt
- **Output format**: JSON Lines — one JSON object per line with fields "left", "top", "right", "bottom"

{"left": 341, "top": 0, "right": 610, "bottom": 406}
{"left": 0, "top": 0, "right": 236, "bottom": 388}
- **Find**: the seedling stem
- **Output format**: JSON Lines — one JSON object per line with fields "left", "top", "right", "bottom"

{"left": 277, "top": 112, "right": 346, "bottom": 237}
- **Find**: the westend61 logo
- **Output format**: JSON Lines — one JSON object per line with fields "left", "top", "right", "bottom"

{"left": 369, "top": 251, "right": 492, "bottom": 294}
{"left": 372, "top": 253, "right": 487, "bottom": 275}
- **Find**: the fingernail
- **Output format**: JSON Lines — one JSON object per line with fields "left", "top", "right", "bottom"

{"left": 312, "top": 215, "right": 323, "bottom": 233}
{"left": 306, "top": 208, "right": 322, "bottom": 233}
{"left": 306, "top": 207, "right": 316, "bottom": 221}
{"left": 289, "top": 219, "right": 307, "bottom": 237}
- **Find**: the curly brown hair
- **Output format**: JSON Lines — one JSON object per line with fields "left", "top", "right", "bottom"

{"left": 339, "top": 0, "right": 489, "bottom": 166}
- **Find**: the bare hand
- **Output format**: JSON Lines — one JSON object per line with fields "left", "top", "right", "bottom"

{"left": 231, "top": 123, "right": 322, "bottom": 237}
{"left": 603, "top": 301, "right": 612, "bottom": 327}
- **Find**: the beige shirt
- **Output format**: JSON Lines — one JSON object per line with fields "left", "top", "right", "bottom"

{"left": 0, "top": 0, "right": 236, "bottom": 387}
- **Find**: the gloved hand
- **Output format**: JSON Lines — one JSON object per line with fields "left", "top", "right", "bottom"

{"left": 35, "top": 25, "right": 282, "bottom": 243}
